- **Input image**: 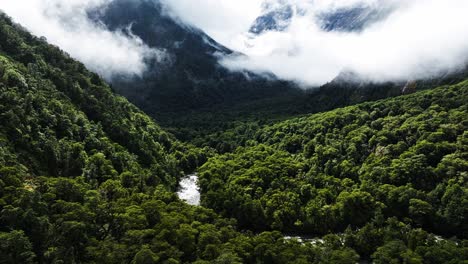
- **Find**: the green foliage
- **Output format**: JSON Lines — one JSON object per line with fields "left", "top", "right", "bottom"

{"left": 200, "top": 82, "right": 468, "bottom": 237}
{"left": 132, "top": 246, "right": 160, "bottom": 264}
{"left": 372, "top": 240, "right": 418, "bottom": 264}
{"left": 0, "top": 230, "right": 36, "bottom": 263}
{"left": 0, "top": 12, "right": 466, "bottom": 264}
{"left": 0, "top": 13, "right": 355, "bottom": 264}
{"left": 199, "top": 81, "right": 468, "bottom": 261}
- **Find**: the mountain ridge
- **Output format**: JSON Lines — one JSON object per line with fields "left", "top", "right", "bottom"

{"left": 0, "top": 12, "right": 466, "bottom": 263}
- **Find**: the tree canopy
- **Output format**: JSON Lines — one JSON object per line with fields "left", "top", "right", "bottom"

{"left": 0, "top": 12, "right": 466, "bottom": 264}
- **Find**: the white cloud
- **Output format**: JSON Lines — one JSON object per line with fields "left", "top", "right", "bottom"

{"left": 2, "top": 0, "right": 467, "bottom": 86}
{"left": 165, "top": 0, "right": 468, "bottom": 86}
{"left": 161, "top": 0, "right": 264, "bottom": 45}
{"left": 0, "top": 0, "right": 164, "bottom": 80}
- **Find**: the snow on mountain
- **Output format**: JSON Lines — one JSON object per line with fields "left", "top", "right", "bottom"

{"left": 249, "top": 0, "right": 395, "bottom": 35}
{"left": 249, "top": 4, "right": 294, "bottom": 34}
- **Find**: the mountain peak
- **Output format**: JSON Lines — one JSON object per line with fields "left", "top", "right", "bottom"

{"left": 249, "top": 3, "right": 294, "bottom": 34}
{"left": 249, "top": 0, "right": 395, "bottom": 35}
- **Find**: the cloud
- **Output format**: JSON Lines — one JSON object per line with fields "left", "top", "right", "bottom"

{"left": 2, "top": 0, "right": 468, "bottom": 86}
{"left": 165, "top": 0, "right": 468, "bottom": 86}
{"left": 161, "top": 0, "right": 264, "bottom": 46}
{"left": 0, "top": 0, "right": 164, "bottom": 80}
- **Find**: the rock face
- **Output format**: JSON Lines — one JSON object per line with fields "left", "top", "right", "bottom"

{"left": 401, "top": 80, "right": 418, "bottom": 95}
{"left": 318, "top": 5, "right": 395, "bottom": 32}
{"left": 249, "top": 0, "right": 395, "bottom": 35}
{"left": 249, "top": 4, "right": 294, "bottom": 34}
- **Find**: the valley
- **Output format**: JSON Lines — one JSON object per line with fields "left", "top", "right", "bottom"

{"left": 0, "top": 1, "right": 467, "bottom": 263}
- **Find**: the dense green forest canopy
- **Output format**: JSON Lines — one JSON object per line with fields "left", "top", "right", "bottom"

{"left": 0, "top": 12, "right": 467, "bottom": 264}
{"left": 199, "top": 82, "right": 468, "bottom": 236}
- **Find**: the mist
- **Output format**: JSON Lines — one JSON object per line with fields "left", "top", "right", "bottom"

{"left": 2, "top": 0, "right": 468, "bottom": 86}
{"left": 0, "top": 0, "right": 165, "bottom": 80}
{"left": 165, "top": 0, "right": 468, "bottom": 86}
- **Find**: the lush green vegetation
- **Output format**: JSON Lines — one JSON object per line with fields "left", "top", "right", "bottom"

{"left": 161, "top": 72, "right": 468, "bottom": 151}
{"left": 199, "top": 82, "right": 468, "bottom": 260}
{"left": 0, "top": 10, "right": 467, "bottom": 264}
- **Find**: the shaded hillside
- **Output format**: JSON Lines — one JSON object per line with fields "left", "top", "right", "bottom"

{"left": 0, "top": 14, "right": 192, "bottom": 186}
{"left": 86, "top": 0, "right": 468, "bottom": 144}
{"left": 90, "top": 0, "right": 302, "bottom": 114}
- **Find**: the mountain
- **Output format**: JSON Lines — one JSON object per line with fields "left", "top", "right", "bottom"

{"left": 318, "top": 4, "right": 395, "bottom": 32}
{"left": 86, "top": 0, "right": 468, "bottom": 148}
{"left": 249, "top": 1, "right": 394, "bottom": 35}
{"left": 83, "top": 0, "right": 403, "bottom": 142}
{"left": 249, "top": 3, "right": 294, "bottom": 34}
{"left": 0, "top": 12, "right": 466, "bottom": 264}
{"left": 88, "top": 0, "right": 302, "bottom": 116}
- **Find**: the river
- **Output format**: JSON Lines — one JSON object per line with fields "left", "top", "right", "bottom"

{"left": 177, "top": 174, "right": 200, "bottom": 206}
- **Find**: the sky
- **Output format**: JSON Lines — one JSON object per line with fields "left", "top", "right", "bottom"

{"left": 1, "top": 0, "right": 468, "bottom": 85}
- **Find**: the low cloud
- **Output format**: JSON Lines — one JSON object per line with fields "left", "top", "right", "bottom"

{"left": 161, "top": 0, "right": 264, "bottom": 47}
{"left": 3, "top": 0, "right": 468, "bottom": 86}
{"left": 166, "top": 0, "right": 468, "bottom": 86}
{"left": 0, "top": 0, "right": 164, "bottom": 80}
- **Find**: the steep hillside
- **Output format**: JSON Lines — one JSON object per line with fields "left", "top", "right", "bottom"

{"left": 199, "top": 81, "right": 468, "bottom": 254}
{"left": 0, "top": 14, "right": 197, "bottom": 187}
{"left": 0, "top": 13, "right": 311, "bottom": 264}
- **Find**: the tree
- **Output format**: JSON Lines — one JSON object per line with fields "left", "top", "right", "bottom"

{"left": 0, "top": 230, "right": 36, "bottom": 264}
{"left": 132, "top": 246, "right": 159, "bottom": 264}
{"left": 372, "top": 240, "right": 422, "bottom": 264}
{"left": 408, "top": 199, "right": 433, "bottom": 227}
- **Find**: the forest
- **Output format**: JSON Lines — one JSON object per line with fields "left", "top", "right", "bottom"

{"left": 0, "top": 11, "right": 467, "bottom": 264}
{"left": 199, "top": 82, "right": 467, "bottom": 236}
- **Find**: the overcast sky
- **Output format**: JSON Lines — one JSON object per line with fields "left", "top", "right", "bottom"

{"left": 2, "top": 0, "right": 468, "bottom": 85}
